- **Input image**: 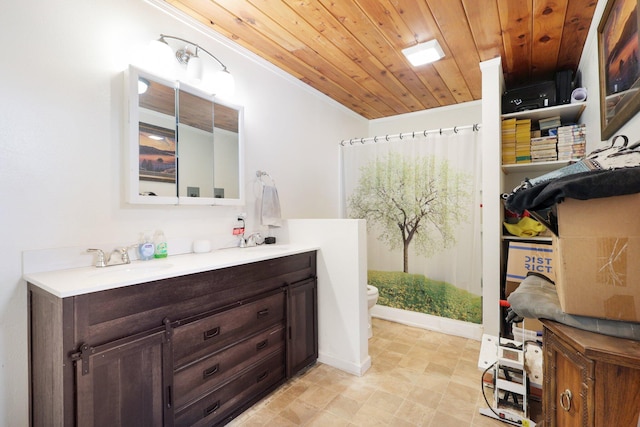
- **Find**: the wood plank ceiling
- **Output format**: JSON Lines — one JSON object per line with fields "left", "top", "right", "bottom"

{"left": 166, "top": 0, "right": 598, "bottom": 120}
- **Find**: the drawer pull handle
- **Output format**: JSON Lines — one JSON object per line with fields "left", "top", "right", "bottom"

{"left": 256, "top": 370, "right": 269, "bottom": 383}
{"left": 257, "top": 309, "right": 269, "bottom": 318}
{"left": 203, "top": 363, "right": 219, "bottom": 379}
{"left": 256, "top": 339, "right": 269, "bottom": 351}
{"left": 204, "top": 400, "right": 220, "bottom": 417}
{"left": 203, "top": 327, "right": 220, "bottom": 340}
{"left": 560, "top": 389, "right": 572, "bottom": 412}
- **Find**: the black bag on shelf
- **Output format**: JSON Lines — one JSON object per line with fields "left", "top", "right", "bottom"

{"left": 502, "top": 81, "right": 556, "bottom": 113}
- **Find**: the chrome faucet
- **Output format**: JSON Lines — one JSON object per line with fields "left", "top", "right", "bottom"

{"left": 108, "top": 247, "right": 131, "bottom": 265}
{"left": 87, "top": 247, "right": 132, "bottom": 268}
{"left": 245, "top": 232, "right": 264, "bottom": 247}
{"left": 87, "top": 248, "right": 107, "bottom": 267}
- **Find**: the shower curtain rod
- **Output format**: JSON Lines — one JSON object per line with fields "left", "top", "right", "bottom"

{"left": 339, "top": 123, "right": 481, "bottom": 146}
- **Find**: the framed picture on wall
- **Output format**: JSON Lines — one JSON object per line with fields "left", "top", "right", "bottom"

{"left": 598, "top": 0, "right": 640, "bottom": 140}
{"left": 138, "top": 122, "right": 176, "bottom": 183}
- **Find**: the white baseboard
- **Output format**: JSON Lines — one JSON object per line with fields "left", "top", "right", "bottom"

{"left": 371, "top": 305, "right": 484, "bottom": 341}
{"left": 318, "top": 352, "right": 371, "bottom": 377}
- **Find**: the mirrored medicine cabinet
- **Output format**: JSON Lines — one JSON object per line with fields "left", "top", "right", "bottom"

{"left": 126, "top": 65, "right": 244, "bottom": 205}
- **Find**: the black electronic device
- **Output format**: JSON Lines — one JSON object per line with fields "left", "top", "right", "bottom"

{"left": 555, "top": 70, "right": 573, "bottom": 105}
{"left": 502, "top": 81, "right": 556, "bottom": 113}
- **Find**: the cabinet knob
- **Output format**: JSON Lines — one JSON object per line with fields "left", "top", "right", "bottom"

{"left": 559, "top": 389, "right": 572, "bottom": 412}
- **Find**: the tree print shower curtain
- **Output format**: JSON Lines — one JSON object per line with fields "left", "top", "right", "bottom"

{"left": 341, "top": 127, "right": 483, "bottom": 324}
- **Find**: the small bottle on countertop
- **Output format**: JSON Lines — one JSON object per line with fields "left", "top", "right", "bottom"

{"left": 138, "top": 232, "right": 155, "bottom": 261}
{"left": 154, "top": 229, "right": 168, "bottom": 259}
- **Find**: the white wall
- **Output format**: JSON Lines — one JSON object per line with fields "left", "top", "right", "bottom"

{"left": 280, "top": 219, "right": 370, "bottom": 376}
{"left": 368, "top": 100, "right": 482, "bottom": 136}
{"left": 0, "top": 0, "right": 366, "bottom": 424}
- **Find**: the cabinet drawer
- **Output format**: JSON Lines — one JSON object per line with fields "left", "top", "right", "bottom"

{"left": 172, "top": 291, "right": 285, "bottom": 366}
{"left": 173, "top": 323, "right": 285, "bottom": 409}
{"left": 174, "top": 350, "right": 285, "bottom": 427}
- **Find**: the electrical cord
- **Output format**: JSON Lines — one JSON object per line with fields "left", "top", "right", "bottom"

{"left": 481, "top": 361, "right": 503, "bottom": 419}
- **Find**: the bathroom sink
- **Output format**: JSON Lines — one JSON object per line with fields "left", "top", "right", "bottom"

{"left": 244, "top": 244, "right": 290, "bottom": 251}
{"left": 88, "top": 262, "right": 174, "bottom": 277}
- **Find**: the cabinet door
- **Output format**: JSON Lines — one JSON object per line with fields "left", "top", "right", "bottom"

{"left": 75, "top": 329, "right": 172, "bottom": 427}
{"left": 287, "top": 278, "right": 318, "bottom": 377}
{"left": 544, "top": 331, "right": 594, "bottom": 427}
{"left": 595, "top": 363, "right": 640, "bottom": 427}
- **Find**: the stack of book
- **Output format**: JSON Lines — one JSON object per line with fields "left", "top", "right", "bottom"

{"left": 557, "top": 124, "right": 587, "bottom": 160}
{"left": 530, "top": 135, "right": 558, "bottom": 162}
{"left": 515, "top": 119, "right": 532, "bottom": 163}
{"left": 539, "top": 116, "right": 562, "bottom": 134}
{"left": 501, "top": 118, "right": 517, "bottom": 165}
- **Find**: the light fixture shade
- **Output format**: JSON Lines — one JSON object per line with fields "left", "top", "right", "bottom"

{"left": 138, "top": 78, "right": 149, "bottom": 94}
{"left": 214, "top": 69, "right": 235, "bottom": 98}
{"left": 148, "top": 38, "right": 175, "bottom": 72}
{"left": 402, "top": 39, "right": 445, "bottom": 66}
{"left": 187, "top": 56, "right": 203, "bottom": 82}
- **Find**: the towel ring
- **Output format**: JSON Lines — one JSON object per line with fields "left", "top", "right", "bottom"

{"left": 256, "top": 170, "right": 275, "bottom": 186}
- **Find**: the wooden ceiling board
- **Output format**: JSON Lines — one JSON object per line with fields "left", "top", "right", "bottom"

{"left": 163, "top": 0, "right": 597, "bottom": 119}
{"left": 556, "top": 0, "right": 598, "bottom": 71}
{"left": 388, "top": 0, "right": 459, "bottom": 105}
{"left": 498, "top": 0, "right": 535, "bottom": 85}
{"left": 461, "top": 0, "right": 506, "bottom": 63}
{"left": 282, "top": 0, "right": 433, "bottom": 112}
{"left": 530, "top": 0, "right": 569, "bottom": 81}
{"left": 426, "top": 0, "right": 482, "bottom": 100}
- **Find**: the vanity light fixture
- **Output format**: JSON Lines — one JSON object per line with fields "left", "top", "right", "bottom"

{"left": 151, "top": 34, "right": 235, "bottom": 97}
{"left": 402, "top": 39, "right": 445, "bottom": 66}
{"left": 138, "top": 77, "right": 149, "bottom": 94}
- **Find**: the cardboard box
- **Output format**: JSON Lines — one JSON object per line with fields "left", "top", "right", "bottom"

{"left": 506, "top": 242, "right": 555, "bottom": 283}
{"left": 553, "top": 193, "right": 640, "bottom": 322}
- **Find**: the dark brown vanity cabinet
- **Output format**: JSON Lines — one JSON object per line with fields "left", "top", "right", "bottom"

{"left": 28, "top": 251, "right": 317, "bottom": 427}
{"left": 287, "top": 278, "right": 318, "bottom": 377}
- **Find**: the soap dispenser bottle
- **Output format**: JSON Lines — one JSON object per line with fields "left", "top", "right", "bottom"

{"left": 138, "top": 232, "right": 155, "bottom": 261}
{"left": 154, "top": 229, "right": 168, "bottom": 259}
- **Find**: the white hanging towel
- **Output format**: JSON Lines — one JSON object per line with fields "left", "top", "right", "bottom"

{"left": 261, "top": 184, "right": 282, "bottom": 226}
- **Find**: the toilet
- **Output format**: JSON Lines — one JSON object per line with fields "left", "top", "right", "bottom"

{"left": 366, "top": 285, "right": 379, "bottom": 338}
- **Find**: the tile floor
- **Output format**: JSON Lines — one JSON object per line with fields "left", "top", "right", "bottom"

{"left": 229, "top": 318, "right": 512, "bottom": 426}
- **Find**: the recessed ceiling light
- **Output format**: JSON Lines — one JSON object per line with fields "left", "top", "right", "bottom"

{"left": 402, "top": 40, "right": 445, "bottom": 66}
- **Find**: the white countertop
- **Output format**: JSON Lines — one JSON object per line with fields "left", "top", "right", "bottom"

{"left": 24, "top": 244, "right": 318, "bottom": 298}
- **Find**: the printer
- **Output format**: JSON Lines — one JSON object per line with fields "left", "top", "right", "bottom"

{"left": 502, "top": 81, "right": 556, "bottom": 113}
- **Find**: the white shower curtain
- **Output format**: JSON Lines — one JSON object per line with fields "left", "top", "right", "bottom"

{"left": 341, "top": 127, "right": 483, "bottom": 324}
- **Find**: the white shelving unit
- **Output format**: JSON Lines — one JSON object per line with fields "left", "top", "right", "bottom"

{"left": 499, "top": 87, "right": 586, "bottom": 337}
{"left": 479, "top": 58, "right": 587, "bottom": 337}
{"left": 502, "top": 159, "right": 574, "bottom": 174}
{"left": 501, "top": 102, "right": 585, "bottom": 124}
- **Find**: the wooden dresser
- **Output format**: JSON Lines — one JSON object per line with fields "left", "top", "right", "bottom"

{"left": 542, "top": 320, "right": 640, "bottom": 427}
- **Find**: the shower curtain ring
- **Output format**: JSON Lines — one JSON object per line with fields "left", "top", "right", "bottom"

{"left": 385, "top": 135, "right": 389, "bottom": 141}
{"left": 399, "top": 133, "right": 403, "bottom": 140}
{"left": 360, "top": 138, "right": 365, "bottom": 144}
{"left": 374, "top": 136, "right": 378, "bottom": 143}
{"left": 454, "top": 126, "right": 458, "bottom": 133}
{"left": 439, "top": 129, "right": 443, "bottom": 135}
{"left": 424, "top": 130, "right": 428, "bottom": 137}
{"left": 349, "top": 139, "right": 354, "bottom": 145}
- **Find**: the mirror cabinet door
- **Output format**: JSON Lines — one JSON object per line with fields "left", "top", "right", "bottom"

{"left": 177, "top": 85, "right": 216, "bottom": 202}
{"left": 212, "top": 99, "right": 243, "bottom": 204}
{"left": 128, "top": 67, "right": 178, "bottom": 204}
